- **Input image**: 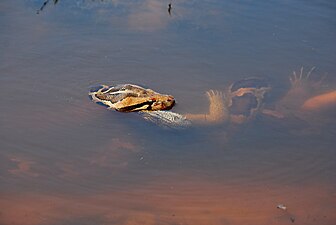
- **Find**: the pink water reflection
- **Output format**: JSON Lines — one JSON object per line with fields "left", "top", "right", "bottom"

{"left": 1, "top": 177, "right": 335, "bottom": 225}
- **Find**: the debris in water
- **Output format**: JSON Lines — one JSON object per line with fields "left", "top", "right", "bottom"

{"left": 168, "top": 3, "right": 172, "bottom": 16}
{"left": 36, "top": 0, "right": 59, "bottom": 14}
{"left": 290, "top": 217, "right": 295, "bottom": 223}
{"left": 277, "top": 204, "right": 287, "bottom": 210}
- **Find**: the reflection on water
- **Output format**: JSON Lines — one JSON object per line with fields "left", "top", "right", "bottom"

{"left": 1, "top": 0, "right": 336, "bottom": 224}
{"left": 1, "top": 179, "right": 336, "bottom": 225}
{"left": 35, "top": 0, "right": 176, "bottom": 31}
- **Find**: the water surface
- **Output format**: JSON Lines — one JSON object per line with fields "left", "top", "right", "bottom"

{"left": 0, "top": 0, "right": 336, "bottom": 224}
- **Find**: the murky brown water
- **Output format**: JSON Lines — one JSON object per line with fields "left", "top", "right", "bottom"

{"left": 1, "top": 0, "right": 336, "bottom": 224}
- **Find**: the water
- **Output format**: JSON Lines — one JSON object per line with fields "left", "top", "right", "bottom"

{"left": 1, "top": 0, "right": 336, "bottom": 224}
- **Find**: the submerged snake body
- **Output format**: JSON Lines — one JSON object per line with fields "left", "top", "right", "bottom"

{"left": 89, "top": 79, "right": 270, "bottom": 128}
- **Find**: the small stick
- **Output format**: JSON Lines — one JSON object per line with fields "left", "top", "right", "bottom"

{"left": 168, "top": 2, "right": 172, "bottom": 16}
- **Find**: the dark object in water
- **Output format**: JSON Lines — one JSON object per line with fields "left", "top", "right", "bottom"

{"left": 228, "top": 77, "right": 271, "bottom": 123}
{"left": 168, "top": 3, "right": 172, "bottom": 16}
{"left": 36, "top": 0, "right": 59, "bottom": 14}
